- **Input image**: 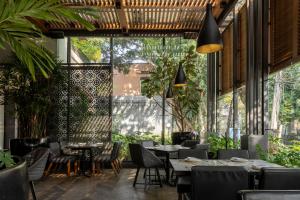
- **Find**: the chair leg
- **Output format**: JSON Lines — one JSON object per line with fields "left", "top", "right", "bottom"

{"left": 178, "top": 193, "right": 183, "bottom": 200}
{"left": 30, "top": 181, "right": 37, "bottom": 200}
{"left": 111, "top": 162, "right": 118, "bottom": 176}
{"left": 44, "top": 162, "right": 53, "bottom": 176}
{"left": 74, "top": 161, "right": 78, "bottom": 175}
{"left": 67, "top": 160, "right": 71, "bottom": 177}
{"left": 133, "top": 167, "right": 140, "bottom": 187}
{"left": 92, "top": 161, "right": 95, "bottom": 174}
{"left": 155, "top": 168, "right": 162, "bottom": 188}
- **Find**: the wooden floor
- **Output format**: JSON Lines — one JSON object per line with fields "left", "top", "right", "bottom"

{"left": 32, "top": 169, "right": 177, "bottom": 200}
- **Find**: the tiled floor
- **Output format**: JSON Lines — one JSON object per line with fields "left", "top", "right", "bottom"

{"left": 33, "top": 169, "right": 177, "bottom": 200}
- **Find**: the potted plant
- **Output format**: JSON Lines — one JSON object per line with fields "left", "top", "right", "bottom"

{"left": 0, "top": 151, "right": 29, "bottom": 200}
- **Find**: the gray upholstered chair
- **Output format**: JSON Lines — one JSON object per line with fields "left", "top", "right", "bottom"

{"left": 140, "top": 140, "right": 155, "bottom": 147}
{"left": 259, "top": 168, "right": 300, "bottom": 190}
{"left": 217, "top": 149, "right": 250, "bottom": 159}
{"left": 190, "top": 166, "right": 249, "bottom": 200}
{"left": 178, "top": 148, "right": 208, "bottom": 159}
{"left": 26, "top": 147, "right": 50, "bottom": 200}
{"left": 180, "top": 140, "right": 199, "bottom": 148}
{"left": 195, "top": 144, "right": 210, "bottom": 151}
{"left": 238, "top": 190, "right": 300, "bottom": 200}
{"left": 129, "top": 143, "right": 163, "bottom": 188}
{"left": 177, "top": 149, "right": 208, "bottom": 200}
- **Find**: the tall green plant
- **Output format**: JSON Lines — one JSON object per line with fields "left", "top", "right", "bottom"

{"left": 142, "top": 45, "right": 207, "bottom": 132}
{"left": 0, "top": 57, "right": 64, "bottom": 138}
{"left": 0, "top": 0, "right": 95, "bottom": 80}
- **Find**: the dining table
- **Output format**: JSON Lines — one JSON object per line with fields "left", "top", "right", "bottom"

{"left": 66, "top": 143, "right": 103, "bottom": 176}
{"left": 170, "top": 158, "right": 283, "bottom": 188}
{"left": 146, "top": 144, "right": 190, "bottom": 183}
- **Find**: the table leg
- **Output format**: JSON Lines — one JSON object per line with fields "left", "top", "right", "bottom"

{"left": 165, "top": 153, "right": 170, "bottom": 183}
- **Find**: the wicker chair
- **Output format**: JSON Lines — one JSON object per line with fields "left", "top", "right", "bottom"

{"left": 93, "top": 142, "right": 122, "bottom": 175}
{"left": 44, "top": 142, "right": 77, "bottom": 176}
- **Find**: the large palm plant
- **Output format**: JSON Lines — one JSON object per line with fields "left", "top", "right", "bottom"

{"left": 0, "top": 0, "right": 95, "bottom": 80}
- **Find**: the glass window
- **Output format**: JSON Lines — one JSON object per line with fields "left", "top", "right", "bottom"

{"left": 70, "top": 37, "right": 110, "bottom": 63}
{"left": 268, "top": 63, "right": 300, "bottom": 140}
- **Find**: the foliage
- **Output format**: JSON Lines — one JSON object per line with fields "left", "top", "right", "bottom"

{"left": 257, "top": 135, "right": 300, "bottom": 167}
{"left": 268, "top": 63, "right": 300, "bottom": 127}
{"left": 142, "top": 43, "right": 207, "bottom": 132}
{"left": 207, "top": 134, "right": 240, "bottom": 158}
{"left": 71, "top": 38, "right": 103, "bottom": 63}
{"left": 112, "top": 132, "right": 171, "bottom": 160}
{"left": 0, "top": 57, "right": 63, "bottom": 138}
{"left": 0, "top": 0, "right": 95, "bottom": 80}
{"left": 0, "top": 151, "right": 15, "bottom": 169}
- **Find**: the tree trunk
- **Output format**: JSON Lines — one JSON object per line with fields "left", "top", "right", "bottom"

{"left": 270, "top": 72, "right": 283, "bottom": 134}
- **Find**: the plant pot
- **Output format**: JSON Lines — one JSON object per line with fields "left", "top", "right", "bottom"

{"left": 171, "top": 132, "right": 193, "bottom": 145}
{"left": 0, "top": 157, "right": 29, "bottom": 200}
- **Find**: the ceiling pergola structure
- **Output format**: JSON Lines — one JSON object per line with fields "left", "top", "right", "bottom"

{"left": 41, "top": 0, "right": 236, "bottom": 38}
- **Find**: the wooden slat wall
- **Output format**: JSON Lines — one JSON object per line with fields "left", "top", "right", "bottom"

{"left": 221, "top": 23, "right": 233, "bottom": 94}
{"left": 238, "top": 4, "right": 247, "bottom": 86}
{"left": 270, "top": 0, "right": 296, "bottom": 73}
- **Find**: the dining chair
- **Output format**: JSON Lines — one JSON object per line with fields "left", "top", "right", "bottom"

{"left": 94, "top": 142, "right": 122, "bottom": 175}
{"left": 44, "top": 142, "right": 77, "bottom": 176}
{"left": 177, "top": 149, "right": 208, "bottom": 200}
{"left": 190, "top": 166, "right": 249, "bottom": 200}
{"left": 238, "top": 190, "right": 300, "bottom": 200}
{"left": 26, "top": 147, "right": 50, "bottom": 200}
{"left": 194, "top": 144, "right": 210, "bottom": 151}
{"left": 129, "top": 143, "right": 163, "bottom": 188}
{"left": 217, "top": 149, "right": 250, "bottom": 159}
{"left": 259, "top": 168, "right": 300, "bottom": 190}
{"left": 140, "top": 140, "right": 155, "bottom": 147}
{"left": 180, "top": 140, "right": 199, "bottom": 148}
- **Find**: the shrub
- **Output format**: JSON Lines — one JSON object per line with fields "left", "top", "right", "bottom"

{"left": 257, "top": 135, "right": 300, "bottom": 168}
{"left": 112, "top": 132, "right": 171, "bottom": 160}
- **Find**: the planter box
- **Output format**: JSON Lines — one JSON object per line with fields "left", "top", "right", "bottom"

{"left": 241, "top": 135, "right": 268, "bottom": 159}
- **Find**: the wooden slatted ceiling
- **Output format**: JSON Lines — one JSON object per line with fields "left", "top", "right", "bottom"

{"left": 44, "top": 0, "right": 230, "bottom": 35}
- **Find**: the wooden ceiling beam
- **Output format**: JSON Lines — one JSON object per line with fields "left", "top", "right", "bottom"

{"left": 55, "top": 28, "right": 198, "bottom": 37}
{"left": 115, "top": 0, "right": 129, "bottom": 34}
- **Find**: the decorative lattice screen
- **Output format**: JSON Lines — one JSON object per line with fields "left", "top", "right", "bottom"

{"left": 48, "top": 63, "right": 112, "bottom": 143}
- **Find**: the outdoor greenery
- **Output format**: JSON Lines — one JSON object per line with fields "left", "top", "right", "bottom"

{"left": 112, "top": 132, "right": 171, "bottom": 160}
{"left": 0, "top": 151, "right": 15, "bottom": 169}
{"left": 207, "top": 134, "right": 240, "bottom": 158}
{"left": 142, "top": 41, "right": 207, "bottom": 133}
{"left": 268, "top": 63, "right": 300, "bottom": 135}
{"left": 257, "top": 135, "right": 300, "bottom": 168}
{"left": 0, "top": 0, "right": 95, "bottom": 80}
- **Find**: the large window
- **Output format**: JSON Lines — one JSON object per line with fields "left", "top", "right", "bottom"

{"left": 268, "top": 63, "right": 300, "bottom": 140}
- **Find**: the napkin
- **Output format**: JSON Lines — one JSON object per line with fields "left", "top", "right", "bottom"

{"left": 230, "top": 157, "right": 249, "bottom": 163}
{"left": 184, "top": 157, "right": 202, "bottom": 162}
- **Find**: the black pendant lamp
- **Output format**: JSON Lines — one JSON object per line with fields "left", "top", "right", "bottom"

{"left": 196, "top": 3, "right": 223, "bottom": 54}
{"left": 174, "top": 63, "right": 187, "bottom": 87}
{"left": 166, "top": 82, "right": 173, "bottom": 98}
